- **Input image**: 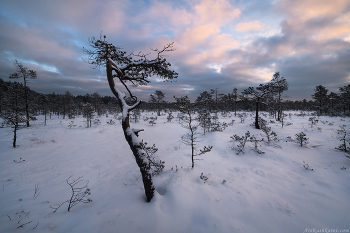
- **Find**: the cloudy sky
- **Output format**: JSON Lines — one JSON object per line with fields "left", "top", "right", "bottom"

{"left": 0, "top": 0, "right": 349, "bottom": 101}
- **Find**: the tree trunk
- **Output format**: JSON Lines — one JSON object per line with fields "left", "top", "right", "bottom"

{"left": 255, "top": 98, "right": 260, "bottom": 129}
{"left": 157, "top": 101, "right": 160, "bottom": 116}
{"left": 234, "top": 102, "right": 237, "bottom": 117}
{"left": 276, "top": 92, "right": 281, "bottom": 121}
{"left": 122, "top": 116, "right": 155, "bottom": 201}
{"left": 191, "top": 129, "right": 194, "bottom": 168}
{"left": 106, "top": 60, "right": 155, "bottom": 202}
{"left": 13, "top": 123, "right": 17, "bottom": 148}
{"left": 24, "top": 82, "right": 30, "bottom": 127}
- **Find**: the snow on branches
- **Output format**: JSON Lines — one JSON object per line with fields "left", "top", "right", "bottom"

{"left": 83, "top": 36, "right": 177, "bottom": 89}
{"left": 84, "top": 35, "right": 177, "bottom": 202}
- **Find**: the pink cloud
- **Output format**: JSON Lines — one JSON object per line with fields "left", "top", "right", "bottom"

{"left": 193, "top": 0, "right": 241, "bottom": 26}
{"left": 236, "top": 20, "right": 264, "bottom": 32}
{"left": 278, "top": 0, "right": 349, "bottom": 20}
{"left": 179, "top": 23, "right": 220, "bottom": 46}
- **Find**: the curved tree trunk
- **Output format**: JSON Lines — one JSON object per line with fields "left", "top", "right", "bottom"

{"left": 106, "top": 60, "right": 155, "bottom": 202}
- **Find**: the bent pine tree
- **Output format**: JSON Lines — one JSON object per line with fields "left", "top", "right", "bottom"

{"left": 84, "top": 36, "right": 177, "bottom": 201}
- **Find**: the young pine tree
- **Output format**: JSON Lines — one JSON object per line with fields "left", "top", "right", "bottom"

{"left": 83, "top": 103, "right": 95, "bottom": 127}
{"left": 9, "top": 60, "right": 37, "bottom": 127}
{"left": 295, "top": 132, "right": 308, "bottom": 147}
{"left": 149, "top": 90, "right": 165, "bottom": 116}
{"left": 335, "top": 125, "right": 349, "bottom": 153}
{"left": 1, "top": 82, "right": 26, "bottom": 147}
{"left": 174, "top": 95, "right": 212, "bottom": 168}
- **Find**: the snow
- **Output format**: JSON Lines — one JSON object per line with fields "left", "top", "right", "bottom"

{"left": 1, "top": 111, "right": 350, "bottom": 233}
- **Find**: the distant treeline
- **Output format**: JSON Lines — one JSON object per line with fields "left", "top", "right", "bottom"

{"left": 0, "top": 78, "right": 349, "bottom": 120}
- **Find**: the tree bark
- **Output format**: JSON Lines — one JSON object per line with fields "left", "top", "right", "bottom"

{"left": 106, "top": 59, "right": 155, "bottom": 202}
{"left": 13, "top": 124, "right": 17, "bottom": 148}
{"left": 24, "top": 82, "right": 29, "bottom": 127}
{"left": 255, "top": 97, "right": 260, "bottom": 129}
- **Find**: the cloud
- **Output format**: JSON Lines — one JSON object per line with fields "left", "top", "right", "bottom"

{"left": 278, "top": 0, "right": 349, "bottom": 20}
{"left": 236, "top": 20, "right": 265, "bottom": 32}
{"left": 179, "top": 23, "right": 220, "bottom": 46}
{"left": 277, "top": 0, "right": 350, "bottom": 40}
{"left": 0, "top": 0, "right": 349, "bottom": 102}
{"left": 193, "top": 0, "right": 241, "bottom": 25}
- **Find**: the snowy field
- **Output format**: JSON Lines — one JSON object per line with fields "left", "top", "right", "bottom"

{"left": 1, "top": 111, "right": 350, "bottom": 233}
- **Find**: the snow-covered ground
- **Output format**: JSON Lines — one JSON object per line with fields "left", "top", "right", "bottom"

{"left": 1, "top": 111, "right": 349, "bottom": 233}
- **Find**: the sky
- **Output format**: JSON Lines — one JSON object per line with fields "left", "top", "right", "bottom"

{"left": 0, "top": 0, "right": 349, "bottom": 102}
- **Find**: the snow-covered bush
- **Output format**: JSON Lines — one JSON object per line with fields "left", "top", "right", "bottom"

{"left": 295, "top": 132, "right": 308, "bottom": 147}
{"left": 261, "top": 125, "right": 278, "bottom": 143}
{"left": 228, "top": 119, "right": 235, "bottom": 126}
{"left": 237, "top": 113, "right": 247, "bottom": 123}
{"left": 309, "top": 117, "right": 318, "bottom": 128}
{"left": 68, "top": 121, "right": 76, "bottom": 128}
{"left": 93, "top": 118, "right": 101, "bottom": 125}
{"left": 107, "top": 119, "right": 115, "bottom": 125}
{"left": 335, "top": 125, "right": 349, "bottom": 154}
{"left": 230, "top": 131, "right": 251, "bottom": 154}
{"left": 167, "top": 111, "right": 174, "bottom": 122}
{"left": 149, "top": 116, "right": 157, "bottom": 126}
{"left": 250, "top": 135, "right": 265, "bottom": 154}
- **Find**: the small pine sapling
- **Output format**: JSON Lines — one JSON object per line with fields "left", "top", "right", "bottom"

{"left": 149, "top": 116, "right": 157, "bottom": 126}
{"left": 181, "top": 131, "right": 213, "bottom": 168}
{"left": 167, "top": 111, "right": 174, "bottom": 122}
{"left": 335, "top": 125, "right": 349, "bottom": 154}
{"left": 175, "top": 95, "right": 213, "bottom": 167}
{"left": 261, "top": 125, "right": 278, "bottom": 143}
{"left": 281, "top": 113, "right": 285, "bottom": 128}
{"left": 308, "top": 117, "right": 318, "bottom": 128}
{"left": 228, "top": 119, "right": 235, "bottom": 126}
{"left": 197, "top": 109, "right": 212, "bottom": 135}
{"left": 68, "top": 121, "right": 76, "bottom": 129}
{"left": 237, "top": 113, "right": 247, "bottom": 123}
{"left": 295, "top": 132, "right": 308, "bottom": 147}
{"left": 258, "top": 117, "right": 268, "bottom": 129}
{"left": 131, "top": 108, "right": 141, "bottom": 123}
{"left": 93, "top": 119, "right": 101, "bottom": 125}
{"left": 230, "top": 131, "right": 251, "bottom": 154}
{"left": 250, "top": 135, "right": 265, "bottom": 154}
{"left": 107, "top": 119, "right": 115, "bottom": 125}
